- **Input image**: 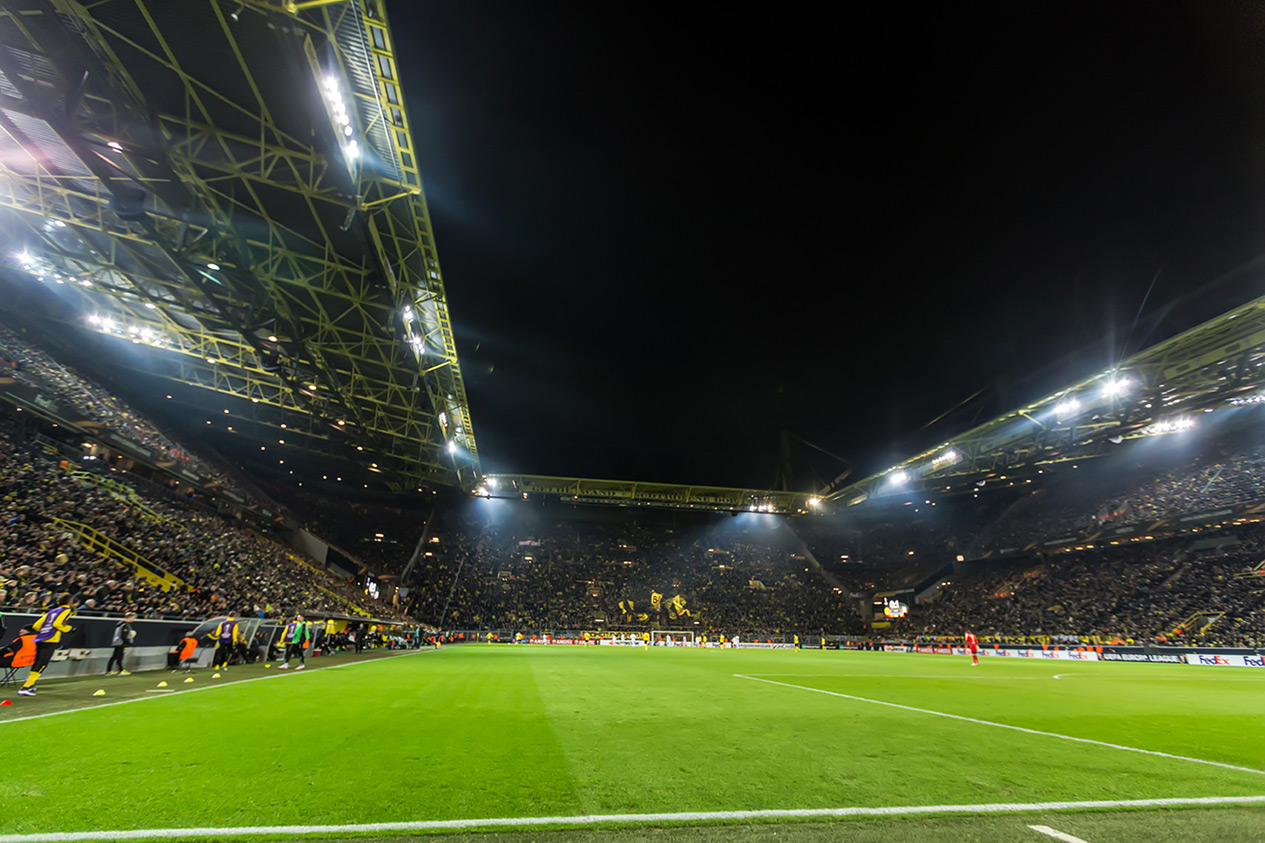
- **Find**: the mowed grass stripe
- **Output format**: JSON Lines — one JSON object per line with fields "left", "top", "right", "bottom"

{"left": 521, "top": 647, "right": 1262, "bottom": 815}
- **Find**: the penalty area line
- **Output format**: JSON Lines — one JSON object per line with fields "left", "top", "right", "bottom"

{"left": 734, "top": 674, "right": 1265, "bottom": 778}
{"left": 1, "top": 796, "right": 1264, "bottom": 842}
{"left": 0, "top": 649, "right": 441, "bottom": 728}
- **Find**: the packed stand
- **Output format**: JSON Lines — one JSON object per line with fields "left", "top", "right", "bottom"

{"left": 405, "top": 511, "right": 862, "bottom": 636}
{"left": 896, "top": 527, "right": 1265, "bottom": 647}
{"left": 0, "top": 409, "right": 409, "bottom": 622}
{"left": 0, "top": 322, "right": 247, "bottom": 499}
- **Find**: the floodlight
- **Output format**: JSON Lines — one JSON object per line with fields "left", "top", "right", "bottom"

{"left": 1053, "top": 398, "right": 1080, "bottom": 418}
{"left": 808, "top": 497, "right": 820, "bottom": 507}
{"left": 888, "top": 470, "right": 909, "bottom": 486}
{"left": 447, "top": 440, "right": 457, "bottom": 454}
{"left": 1101, "top": 377, "right": 1130, "bottom": 398}
{"left": 206, "top": 262, "right": 220, "bottom": 271}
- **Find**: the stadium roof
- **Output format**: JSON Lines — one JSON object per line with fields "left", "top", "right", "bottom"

{"left": 827, "top": 292, "right": 1265, "bottom": 506}
{"left": 0, "top": 0, "right": 478, "bottom": 492}
{"left": 4, "top": 2, "right": 1264, "bottom": 517}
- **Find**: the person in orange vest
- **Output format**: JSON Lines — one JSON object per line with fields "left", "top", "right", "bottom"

{"left": 1, "top": 627, "right": 37, "bottom": 683}
{"left": 167, "top": 632, "right": 199, "bottom": 672}
{"left": 19, "top": 593, "right": 78, "bottom": 696}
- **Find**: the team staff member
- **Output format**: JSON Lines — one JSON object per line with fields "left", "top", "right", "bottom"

{"left": 106, "top": 612, "right": 136, "bottom": 675}
{"left": 278, "top": 614, "right": 310, "bottom": 671}
{"left": 18, "top": 593, "right": 78, "bottom": 697}
{"left": 208, "top": 614, "right": 240, "bottom": 670}
{"left": 1, "top": 627, "right": 36, "bottom": 680}
{"left": 167, "top": 632, "right": 199, "bottom": 671}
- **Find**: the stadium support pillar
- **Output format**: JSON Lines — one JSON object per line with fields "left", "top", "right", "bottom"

{"left": 401, "top": 509, "right": 437, "bottom": 583}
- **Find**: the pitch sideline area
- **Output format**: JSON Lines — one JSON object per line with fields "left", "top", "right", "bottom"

{"left": 0, "top": 648, "right": 433, "bottom": 724}
{"left": 1, "top": 645, "right": 1262, "bottom": 841}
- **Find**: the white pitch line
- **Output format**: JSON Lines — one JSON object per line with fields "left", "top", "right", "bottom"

{"left": 0, "top": 649, "right": 439, "bottom": 727}
{"left": 734, "top": 674, "right": 1265, "bottom": 778}
{"left": 1029, "top": 825, "right": 1091, "bottom": 842}
{"left": 1, "top": 796, "right": 1262, "bottom": 842}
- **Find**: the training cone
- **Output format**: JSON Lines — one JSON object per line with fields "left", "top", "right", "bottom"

{"left": 157, "top": 681, "right": 168, "bottom": 688}
{"left": 93, "top": 690, "right": 105, "bottom": 696}
{"left": 213, "top": 673, "right": 221, "bottom": 678}
{"left": 264, "top": 663, "right": 271, "bottom": 668}
{"left": 184, "top": 677, "right": 194, "bottom": 683}
{"left": 1, "top": 699, "right": 12, "bottom": 705}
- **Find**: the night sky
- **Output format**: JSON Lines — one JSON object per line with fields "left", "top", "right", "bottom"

{"left": 389, "top": 1, "right": 1265, "bottom": 491}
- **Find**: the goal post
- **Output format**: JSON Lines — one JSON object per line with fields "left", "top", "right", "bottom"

{"left": 651, "top": 630, "right": 695, "bottom": 646}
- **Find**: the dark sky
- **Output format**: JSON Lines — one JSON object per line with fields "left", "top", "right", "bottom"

{"left": 389, "top": 1, "right": 1265, "bottom": 490}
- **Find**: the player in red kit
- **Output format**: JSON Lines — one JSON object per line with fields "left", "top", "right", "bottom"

{"left": 965, "top": 631, "right": 979, "bottom": 665}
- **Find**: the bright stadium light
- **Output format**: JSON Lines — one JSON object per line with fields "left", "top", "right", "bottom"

{"left": 1053, "top": 398, "right": 1080, "bottom": 419}
{"left": 446, "top": 440, "right": 457, "bottom": 455}
{"left": 888, "top": 470, "right": 910, "bottom": 487}
{"left": 1101, "top": 377, "right": 1130, "bottom": 398}
{"left": 808, "top": 496, "right": 821, "bottom": 508}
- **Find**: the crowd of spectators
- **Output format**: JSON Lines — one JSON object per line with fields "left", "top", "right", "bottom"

{"left": 401, "top": 512, "right": 862, "bottom": 636}
{"left": 0, "top": 323, "right": 246, "bottom": 498}
{"left": 980, "top": 438, "right": 1265, "bottom": 551}
{"left": 0, "top": 409, "right": 408, "bottom": 622}
{"left": 896, "top": 528, "right": 1265, "bottom": 647}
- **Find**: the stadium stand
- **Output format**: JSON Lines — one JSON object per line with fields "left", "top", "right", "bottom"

{"left": 0, "top": 323, "right": 249, "bottom": 500}
{"left": 0, "top": 408, "right": 407, "bottom": 622}
{"left": 898, "top": 529, "right": 1265, "bottom": 647}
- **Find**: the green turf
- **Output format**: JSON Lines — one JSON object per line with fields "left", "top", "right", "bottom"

{"left": 0, "top": 646, "right": 1263, "bottom": 841}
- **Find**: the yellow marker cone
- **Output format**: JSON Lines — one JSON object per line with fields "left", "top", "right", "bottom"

{"left": 264, "top": 663, "right": 271, "bottom": 668}
{"left": 157, "top": 681, "right": 168, "bottom": 688}
{"left": 213, "top": 673, "right": 221, "bottom": 678}
{"left": 184, "top": 677, "right": 194, "bottom": 683}
{"left": 92, "top": 689, "right": 105, "bottom": 696}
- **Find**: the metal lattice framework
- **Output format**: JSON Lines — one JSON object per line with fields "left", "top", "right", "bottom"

{"left": 479, "top": 475, "right": 822, "bottom": 515}
{"left": 827, "top": 293, "right": 1265, "bottom": 506}
{"left": 4, "top": 2, "right": 1265, "bottom": 513}
{"left": 0, "top": 0, "right": 478, "bottom": 491}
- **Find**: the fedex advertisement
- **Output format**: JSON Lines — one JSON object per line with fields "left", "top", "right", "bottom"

{"left": 1184, "top": 653, "right": 1265, "bottom": 667}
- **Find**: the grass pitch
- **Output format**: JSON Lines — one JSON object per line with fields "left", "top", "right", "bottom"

{"left": 0, "top": 645, "right": 1263, "bottom": 841}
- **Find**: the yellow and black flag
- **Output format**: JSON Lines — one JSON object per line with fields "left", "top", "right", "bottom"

{"left": 670, "top": 594, "right": 691, "bottom": 618}
{"left": 650, "top": 592, "right": 663, "bottom": 611}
